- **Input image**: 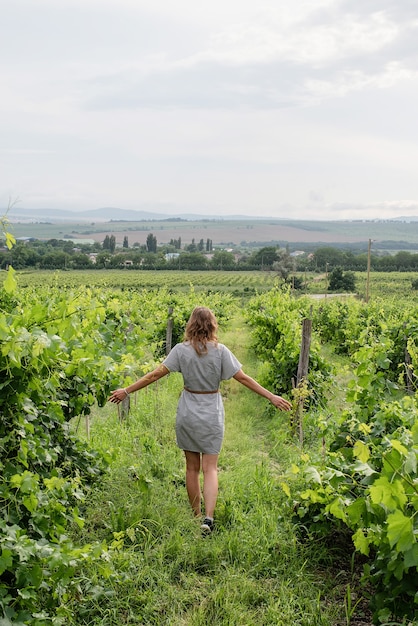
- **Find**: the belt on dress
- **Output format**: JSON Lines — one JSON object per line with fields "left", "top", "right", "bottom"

{"left": 183, "top": 387, "right": 219, "bottom": 394}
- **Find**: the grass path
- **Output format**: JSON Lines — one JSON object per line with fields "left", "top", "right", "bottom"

{"left": 73, "top": 312, "right": 354, "bottom": 625}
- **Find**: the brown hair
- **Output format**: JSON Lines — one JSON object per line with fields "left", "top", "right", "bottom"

{"left": 184, "top": 306, "right": 218, "bottom": 355}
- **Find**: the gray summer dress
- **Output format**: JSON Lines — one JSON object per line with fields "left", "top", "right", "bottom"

{"left": 163, "top": 341, "right": 242, "bottom": 454}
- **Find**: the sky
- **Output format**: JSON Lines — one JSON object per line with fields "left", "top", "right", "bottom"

{"left": 1, "top": 0, "right": 418, "bottom": 220}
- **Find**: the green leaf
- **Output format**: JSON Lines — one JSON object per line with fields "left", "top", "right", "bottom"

{"left": 369, "top": 476, "right": 407, "bottom": 510}
{"left": 0, "top": 549, "right": 13, "bottom": 575}
{"left": 353, "top": 440, "right": 370, "bottom": 463}
{"left": 352, "top": 528, "right": 370, "bottom": 556}
{"left": 17, "top": 588, "right": 37, "bottom": 600}
{"left": 44, "top": 476, "right": 67, "bottom": 491}
{"left": 346, "top": 497, "right": 367, "bottom": 525}
{"left": 404, "top": 449, "right": 417, "bottom": 475}
{"left": 3, "top": 266, "right": 17, "bottom": 294}
{"left": 304, "top": 466, "right": 322, "bottom": 484}
{"left": 10, "top": 471, "right": 39, "bottom": 493}
{"left": 412, "top": 421, "right": 418, "bottom": 445}
{"left": 22, "top": 493, "right": 39, "bottom": 513}
{"left": 280, "top": 481, "right": 291, "bottom": 497}
{"left": 327, "top": 497, "right": 347, "bottom": 522}
{"left": 390, "top": 439, "right": 408, "bottom": 457}
{"left": 404, "top": 543, "right": 418, "bottom": 569}
{"left": 386, "top": 510, "right": 414, "bottom": 551}
{"left": 357, "top": 374, "right": 373, "bottom": 389}
{"left": 5, "top": 231, "right": 16, "bottom": 250}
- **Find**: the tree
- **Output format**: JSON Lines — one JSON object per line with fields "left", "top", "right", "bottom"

{"left": 313, "top": 247, "right": 346, "bottom": 271}
{"left": 146, "top": 233, "right": 157, "bottom": 253}
{"left": 272, "top": 249, "right": 295, "bottom": 281}
{"left": 178, "top": 252, "right": 208, "bottom": 270}
{"left": 328, "top": 267, "right": 356, "bottom": 292}
{"left": 39, "top": 251, "right": 68, "bottom": 269}
{"left": 103, "top": 234, "right": 116, "bottom": 252}
{"left": 123, "top": 236, "right": 129, "bottom": 249}
{"left": 185, "top": 238, "right": 197, "bottom": 252}
{"left": 210, "top": 250, "right": 235, "bottom": 270}
{"left": 72, "top": 253, "right": 93, "bottom": 269}
{"left": 252, "top": 246, "right": 279, "bottom": 269}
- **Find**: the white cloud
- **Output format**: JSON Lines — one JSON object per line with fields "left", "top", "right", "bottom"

{"left": 201, "top": 10, "right": 398, "bottom": 66}
{"left": 1, "top": 0, "right": 418, "bottom": 218}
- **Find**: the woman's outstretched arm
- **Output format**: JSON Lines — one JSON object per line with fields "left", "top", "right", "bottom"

{"left": 108, "top": 364, "right": 170, "bottom": 404}
{"left": 233, "top": 369, "right": 292, "bottom": 411}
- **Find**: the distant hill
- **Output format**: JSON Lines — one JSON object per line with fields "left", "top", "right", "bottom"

{"left": 5, "top": 206, "right": 267, "bottom": 222}
{"left": 5, "top": 207, "right": 418, "bottom": 250}
{"left": 6, "top": 207, "right": 168, "bottom": 222}
{"left": 6, "top": 206, "right": 418, "bottom": 224}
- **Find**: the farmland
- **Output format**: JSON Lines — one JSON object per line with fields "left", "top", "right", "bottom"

{"left": 10, "top": 267, "right": 418, "bottom": 303}
{"left": 8, "top": 215, "right": 418, "bottom": 250}
{"left": 2, "top": 268, "right": 418, "bottom": 624}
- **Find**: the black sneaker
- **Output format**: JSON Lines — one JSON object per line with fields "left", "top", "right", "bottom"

{"left": 201, "top": 517, "right": 214, "bottom": 535}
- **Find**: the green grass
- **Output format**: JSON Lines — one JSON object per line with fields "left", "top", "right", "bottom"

{"left": 67, "top": 315, "right": 359, "bottom": 625}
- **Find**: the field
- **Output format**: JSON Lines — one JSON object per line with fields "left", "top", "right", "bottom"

{"left": 11, "top": 268, "right": 418, "bottom": 302}
{"left": 8, "top": 216, "right": 418, "bottom": 250}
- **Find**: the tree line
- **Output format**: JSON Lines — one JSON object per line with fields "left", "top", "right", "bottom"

{"left": 2, "top": 235, "right": 418, "bottom": 274}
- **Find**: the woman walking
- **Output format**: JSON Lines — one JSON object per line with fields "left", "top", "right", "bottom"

{"left": 109, "top": 306, "right": 291, "bottom": 533}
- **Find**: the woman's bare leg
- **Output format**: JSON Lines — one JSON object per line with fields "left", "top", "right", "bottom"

{"left": 202, "top": 453, "right": 219, "bottom": 519}
{"left": 184, "top": 451, "right": 202, "bottom": 517}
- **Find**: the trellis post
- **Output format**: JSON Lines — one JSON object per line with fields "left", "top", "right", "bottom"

{"left": 294, "top": 317, "right": 312, "bottom": 445}
{"left": 166, "top": 306, "right": 173, "bottom": 355}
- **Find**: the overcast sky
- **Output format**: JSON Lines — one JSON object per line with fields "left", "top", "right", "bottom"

{"left": 1, "top": 0, "right": 418, "bottom": 220}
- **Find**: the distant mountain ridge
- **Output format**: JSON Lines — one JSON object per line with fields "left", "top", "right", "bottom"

{"left": 8, "top": 207, "right": 172, "bottom": 221}
{"left": 6, "top": 206, "right": 418, "bottom": 223}
{"left": 6, "top": 206, "right": 272, "bottom": 222}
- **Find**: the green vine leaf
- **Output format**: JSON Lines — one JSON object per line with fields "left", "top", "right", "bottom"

{"left": 353, "top": 440, "right": 370, "bottom": 463}
{"left": 3, "top": 266, "right": 17, "bottom": 294}
{"left": 404, "top": 543, "right": 418, "bottom": 569}
{"left": 5, "top": 231, "right": 16, "bottom": 250}
{"left": 0, "top": 548, "right": 13, "bottom": 575}
{"left": 352, "top": 528, "right": 370, "bottom": 556}
{"left": 386, "top": 510, "right": 414, "bottom": 551}
{"left": 369, "top": 476, "right": 407, "bottom": 511}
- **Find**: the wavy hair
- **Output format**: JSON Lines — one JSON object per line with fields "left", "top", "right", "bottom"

{"left": 184, "top": 307, "right": 218, "bottom": 355}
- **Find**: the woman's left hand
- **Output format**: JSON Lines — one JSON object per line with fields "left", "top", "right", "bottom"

{"left": 108, "top": 388, "right": 129, "bottom": 404}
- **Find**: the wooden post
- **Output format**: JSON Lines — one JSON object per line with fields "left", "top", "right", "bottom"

{"left": 405, "top": 347, "right": 413, "bottom": 394}
{"left": 404, "top": 323, "right": 414, "bottom": 394}
{"left": 119, "top": 394, "right": 130, "bottom": 421}
{"left": 166, "top": 306, "right": 173, "bottom": 355}
{"left": 295, "top": 318, "right": 312, "bottom": 445}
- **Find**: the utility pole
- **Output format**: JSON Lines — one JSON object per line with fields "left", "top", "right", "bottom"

{"left": 366, "top": 238, "right": 372, "bottom": 303}
{"left": 325, "top": 262, "right": 329, "bottom": 297}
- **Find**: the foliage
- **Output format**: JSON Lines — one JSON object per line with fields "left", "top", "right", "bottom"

{"left": 286, "top": 339, "right": 418, "bottom": 623}
{"left": 245, "top": 287, "right": 332, "bottom": 407}
{"left": 0, "top": 287, "right": 124, "bottom": 621}
{"left": 328, "top": 266, "right": 356, "bottom": 292}
{"left": 146, "top": 233, "right": 157, "bottom": 253}
{"left": 0, "top": 265, "right": 236, "bottom": 621}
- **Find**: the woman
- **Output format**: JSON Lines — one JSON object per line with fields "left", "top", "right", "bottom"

{"left": 109, "top": 306, "right": 291, "bottom": 533}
